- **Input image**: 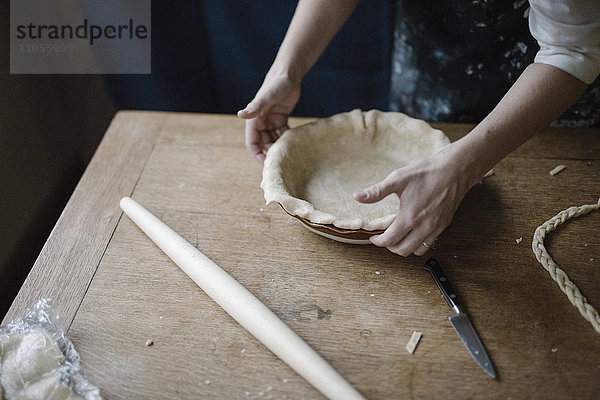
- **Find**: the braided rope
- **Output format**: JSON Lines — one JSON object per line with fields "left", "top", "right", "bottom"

{"left": 531, "top": 198, "right": 600, "bottom": 334}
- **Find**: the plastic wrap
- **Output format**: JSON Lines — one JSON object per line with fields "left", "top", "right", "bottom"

{"left": 0, "top": 299, "right": 101, "bottom": 400}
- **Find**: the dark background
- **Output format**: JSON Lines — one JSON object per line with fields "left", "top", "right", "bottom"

{"left": 0, "top": 1, "right": 395, "bottom": 318}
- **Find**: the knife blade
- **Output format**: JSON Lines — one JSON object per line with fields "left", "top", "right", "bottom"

{"left": 424, "top": 258, "right": 497, "bottom": 379}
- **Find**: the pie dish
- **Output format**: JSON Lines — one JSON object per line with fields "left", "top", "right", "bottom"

{"left": 261, "top": 109, "right": 450, "bottom": 243}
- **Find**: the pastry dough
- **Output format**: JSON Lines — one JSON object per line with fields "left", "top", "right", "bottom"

{"left": 0, "top": 328, "right": 83, "bottom": 400}
{"left": 261, "top": 109, "right": 450, "bottom": 230}
{"left": 532, "top": 198, "right": 600, "bottom": 334}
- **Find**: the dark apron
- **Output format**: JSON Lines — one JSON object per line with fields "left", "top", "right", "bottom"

{"left": 389, "top": 0, "right": 600, "bottom": 126}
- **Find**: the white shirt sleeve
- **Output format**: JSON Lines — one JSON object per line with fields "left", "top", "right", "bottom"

{"left": 528, "top": 0, "right": 600, "bottom": 84}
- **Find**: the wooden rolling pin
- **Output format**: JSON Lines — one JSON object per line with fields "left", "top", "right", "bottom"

{"left": 120, "top": 197, "right": 365, "bottom": 400}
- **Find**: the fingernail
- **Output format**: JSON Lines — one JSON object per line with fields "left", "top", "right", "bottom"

{"left": 354, "top": 190, "right": 368, "bottom": 200}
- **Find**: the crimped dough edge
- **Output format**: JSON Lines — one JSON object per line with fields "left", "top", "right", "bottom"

{"left": 261, "top": 109, "right": 450, "bottom": 231}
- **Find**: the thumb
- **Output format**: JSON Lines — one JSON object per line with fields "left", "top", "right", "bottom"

{"left": 237, "top": 100, "right": 263, "bottom": 119}
{"left": 354, "top": 174, "right": 400, "bottom": 203}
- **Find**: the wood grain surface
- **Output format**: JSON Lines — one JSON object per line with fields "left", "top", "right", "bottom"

{"left": 2, "top": 111, "right": 166, "bottom": 326}
{"left": 4, "top": 112, "right": 599, "bottom": 399}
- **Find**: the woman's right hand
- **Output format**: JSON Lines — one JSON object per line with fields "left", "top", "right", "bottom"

{"left": 237, "top": 72, "right": 301, "bottom": 163}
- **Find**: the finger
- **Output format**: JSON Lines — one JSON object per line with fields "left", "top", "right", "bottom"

{"left": 273, "top": 124, "right": 289, "bottom": 138}
{"left": 369, "top": 217, "right": 413, "bottom": 248}
{"left": 247, "top": 140, "right": 265, "bottom": 163}
{"left": 388, "top": 225, "right": 433, "bottom": 257}
{"left": 261, "top": 130, "right": 276, "bottom": 151}
{"left": 391, "top": 222, "right": 444, "bottom": 257}
{"left": 245, "top": 125, "right": 265, "bottom": 163}
{"left": 354, "top": 172, "right": 402, "bottom": 204}
{"left": 412, "top": 233, "right": 439, "bottom": 256}
{"left": 237, "top": 101, "right": 262, "bottom": 119}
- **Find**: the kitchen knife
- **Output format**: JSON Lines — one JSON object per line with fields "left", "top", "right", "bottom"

{"left": 424, "top": 258, "right": 497, "bottom": 379}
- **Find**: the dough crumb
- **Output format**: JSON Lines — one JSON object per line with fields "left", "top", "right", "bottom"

{"left": 375, "top": 271, "right": 381, "bottom": 275}
{"left": 370, "top": 293, "right": 375, "bottom": 297}
{"left": 516, "top": 237, "right": 523, "bottom": 244}
{"left": 145, "top": 340, "right": 154, "bottom": 347}
{"left": 406, "top": 331, "right": 423, "bottom": 354}
{"left": 549, "top": 165, "right": 566, "bottom": 176}
{"left": 551, "top": 348, "right": 558, "bottom": 353}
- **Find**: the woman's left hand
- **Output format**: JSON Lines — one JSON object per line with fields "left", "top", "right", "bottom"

{"left": 354, "top": 144, "right": 477, "bottom": 256}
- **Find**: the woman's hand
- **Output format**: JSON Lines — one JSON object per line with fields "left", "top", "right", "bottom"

{"left": 238, "top": 73, "right": 301, "bottom": 163}
{"left": 237, "top": 0, "right": 361, "bottom": 163}
{"left": 354, "top": 143, "right": 477, "bottom": 256}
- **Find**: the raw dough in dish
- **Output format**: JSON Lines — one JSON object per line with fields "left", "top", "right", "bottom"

{"left": 261, "top": 109, "right": 451, "bottom": 231}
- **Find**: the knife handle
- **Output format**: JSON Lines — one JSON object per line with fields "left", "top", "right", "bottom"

{"left": 424, "top": 258, "right": 462, "bottom": 314}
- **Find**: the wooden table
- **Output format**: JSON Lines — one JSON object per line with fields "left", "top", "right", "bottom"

{"left": 3, "top": 112, "right": 599, "bottom": 399}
